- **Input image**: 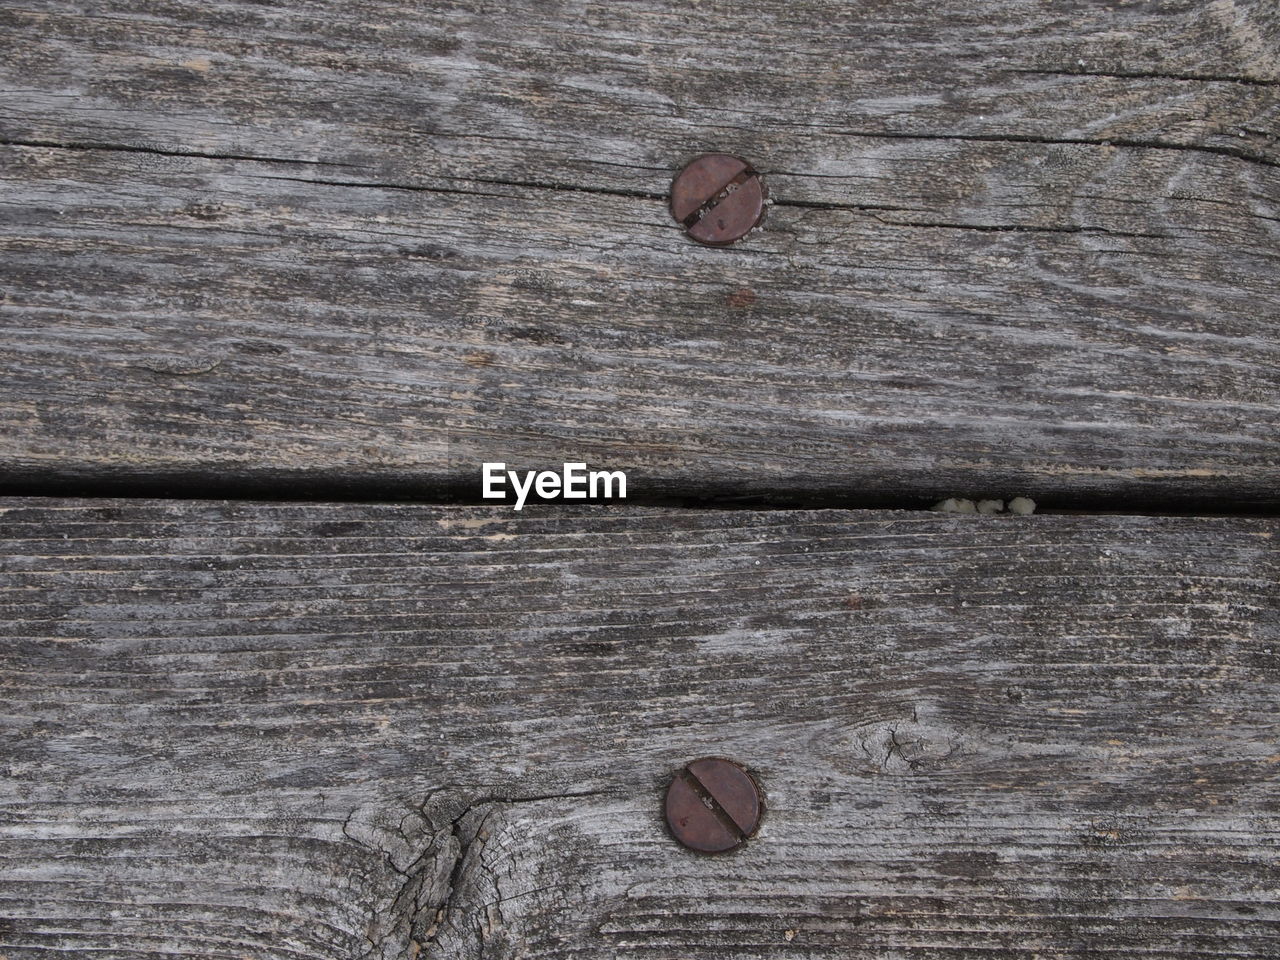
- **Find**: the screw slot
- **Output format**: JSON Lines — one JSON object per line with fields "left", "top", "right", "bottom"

{"left": 670, "top": 154, "right": 767, "bottom": 246}
{"left": 664, "top": 757, "right": 763, "bottom": 853}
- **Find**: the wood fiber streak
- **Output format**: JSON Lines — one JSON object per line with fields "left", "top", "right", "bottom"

{"left": 0, "top": 500, "right": 1276, "bottom": 958}
{"left": 0, "top": 1, "right": 1278, "bottom": 502}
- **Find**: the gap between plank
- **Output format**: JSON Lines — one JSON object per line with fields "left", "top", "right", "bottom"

{"left": 0, "top": 476, "right": 1274, "bottom": 518}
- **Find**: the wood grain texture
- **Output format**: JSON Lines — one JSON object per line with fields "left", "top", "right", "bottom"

{"left": 1, "top": 1, "right": 1279, "bottom": 504}
{"left": 0, "top": 500, "right": 1277, "bottom": 958}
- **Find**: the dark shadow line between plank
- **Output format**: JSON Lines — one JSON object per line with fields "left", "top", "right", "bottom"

{"left": 0, "top": 476, "right": 1275, "bottom": 518}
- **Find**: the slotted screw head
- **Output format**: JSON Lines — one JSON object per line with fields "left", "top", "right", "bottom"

{"left": 664, "top": 757, "right": 763, "bottom": 853}
{"left": 670, "top": 154, "right": 766, "bottom": 246}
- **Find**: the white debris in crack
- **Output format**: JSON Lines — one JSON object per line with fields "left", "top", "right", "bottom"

{"left": 930, "top": 497, "right": 1037, "bottom": 515}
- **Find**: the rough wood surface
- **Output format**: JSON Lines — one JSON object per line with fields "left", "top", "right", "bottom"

{"left": 1, "top": 1, "right": 1279, "bottom": 505}
{"left": 0, "top": 500, "right": 1277, "bottom": 958}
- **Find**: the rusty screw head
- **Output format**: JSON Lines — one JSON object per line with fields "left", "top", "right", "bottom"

{"left": 664, "top": 757, "right": 763, "bottom": 853}
{"left": 670, "top": 154, "right": 766, "bottom": 246}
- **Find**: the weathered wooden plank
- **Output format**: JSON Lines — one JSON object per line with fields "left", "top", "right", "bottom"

{"left": 0, "top": 500, "right": 1276, "bottom": 958}
{"left": 0, "top": 1, "right": 1278, "bottom": 504}
{"left": 1, "top": 140, "right": 1277, "bottom": 506}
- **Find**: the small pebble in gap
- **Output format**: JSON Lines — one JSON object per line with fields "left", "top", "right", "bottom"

{"left": 930, "top": 497, "right": 1037, "bottom": 515}
{"left": 931, "top": 498, "right": 978, "bottom": 514}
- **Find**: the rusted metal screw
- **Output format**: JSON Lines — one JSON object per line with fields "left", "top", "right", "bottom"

{"left": 664, "top": 757, "right": 763, "bottom": 853}
{"left": 670, "top": 154, "right": 766, "bottom": 246}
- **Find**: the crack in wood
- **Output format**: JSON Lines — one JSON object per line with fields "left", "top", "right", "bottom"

{"left": 417, "top": 791, "right": 608, "bottom": 957}
{"left": 0, "top": 136, "right": 358, "bottom": 168}
{"left": 857, "top": 216, "right": 1174, "bottom": 238}
{"left": 6, "top": 135, "right": 1245, "bottom": 245}
{"left": 1005, "top": 67, "right": 1280, "bottom": 88}
{"left": 342, "top": 789, "right": 608, "bottom": 958}
{"left": 417, "top": 805, "right": 492, "bottom": 957}
{"left": 804, "top": 129, "right": 1279, "bottom": 170}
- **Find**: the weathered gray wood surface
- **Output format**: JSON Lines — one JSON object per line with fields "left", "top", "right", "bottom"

{"left": 2, "top": 1, "right": 1278, "bottom": 505}
{"left": 1, "top": 500, "right": 1277, "bottom": 958}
